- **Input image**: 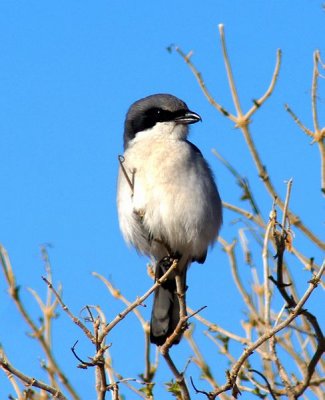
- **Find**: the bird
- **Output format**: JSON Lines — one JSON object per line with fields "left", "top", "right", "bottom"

{"left": 117, "top": 94, "right": 222, "bottom": 345}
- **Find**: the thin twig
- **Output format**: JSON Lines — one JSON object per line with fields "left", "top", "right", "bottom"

{"left": 269, "top": 181, "right": 325, "bottom": 398}
{"left": 111, "top": 373, "right": 149, "bottom": 399}
{"left": 284, "top": 104, "right": 314, "bottom": 137}
{"left": 0, "top": 244, "right": 79, "bottom": 399}
{"left": 248, "top": 369, "right": 277, "bottom": 400}
{"left": 312, "top": 50, "right": 321, "bottom": 134}
{"left": 98, "top": 260, "right": 178, "bottom": 343}
{"left": 186, "top": 307, "right": 249, "bottom": 345}
{"left": 186, "top": 330, "right": 219, "bottom": 391}
{"left": 210, "top": 262, "right": 325, "bottom": 398}
{"left": 118, "top": 155, "right": 135, "bottom": 194}
{"left": 159, "top": 306, "right": 206, "bottom": 355}
{"left": 245, "top": 49, "right": 282, "bottom": 120}
{"left": 285, "top": 50, "right": 325, "bottom": 194}
{"left": 205, "top": 332, "right": 277, "bottom": 397}
{"left": 312, "top": 50, "right": 325, "bottom": 194}
{"left": 262, "top": 211, "right": 275, "bottom": 328}
{"left": 34, "top": 245, "right": 60, "bottom": 389}
{"left": 281, "top": 179, "right": 293, "bottom": 229}
{"left": 173, "top": 46, "right": 236, "bottom": 121}
{"left": 218, "top": 237, "right": 260, "bottom": 322}
{"left": 0, "top": 349, "right": 22, "bottom": 398}
{"left": 92, "top": 272, "right": 146, "bottom": 327}
{"left": 0, "top": 356, "right": 67, "bottom": 400}
{"left": 218, "top": 24, "right": 243, "bottom": 120}
{"left": 162, "top": 352, "right": 190, "bottom": 400}
{"left": 270, "top": 335, "right": 294, "bottom": 397}
{"left": 42, "top": 276, "right": 95, "bottom": 343}
{"left": 221, "top": 26, "right": 324, "bottom": 248}
{"left": 212, "top": 149, "right": 262, "bottom": 217}
{"left": 222, "top": 201, "right": 264, "bottom": 227}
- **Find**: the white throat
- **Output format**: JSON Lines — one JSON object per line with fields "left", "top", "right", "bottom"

{"left": 131, "top": 122, "right": 189, "bottom": 145}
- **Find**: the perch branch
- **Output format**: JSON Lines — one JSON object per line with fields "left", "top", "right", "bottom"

{"left": 98, "top": 259, "right": 178, "bottom": 343}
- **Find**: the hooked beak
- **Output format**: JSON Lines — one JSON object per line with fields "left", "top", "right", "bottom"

{"left": 174, "top": 110, "right": 202, "bottom": 125}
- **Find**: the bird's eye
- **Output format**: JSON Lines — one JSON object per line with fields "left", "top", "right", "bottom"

{"left": 145, "top": 107, "right": 172, "bottom": 125}
{"left": 149, "top": 108, "right": 164, "bottom": 120}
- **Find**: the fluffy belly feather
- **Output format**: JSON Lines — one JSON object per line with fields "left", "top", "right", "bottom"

{"left": 117, "top": 138, "right": 221, "bottom": 259}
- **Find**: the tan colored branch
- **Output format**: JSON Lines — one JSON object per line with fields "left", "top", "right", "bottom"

{"left": 0, "top": 353, "right": 67, "bottom": 400}
{"left": 286, "top": 50, "right": 325, "bottom": 193}
{"left": 93, "top": 273, "right": 155, "bottom": 385}
{"left": 162, "top": 352, "right": 190, "bottom": 400}
{"left": 270, "top": 336, "right": 295, "bottom": 397}
{"left": 42, "top": 277, "right": 95, "bottom": 344}
{"left": 284, "top": 104, "right": 314, "bottom": 137}
{"left": 245, "top": 49, "right": 282, "bottom": 120}
{"left": 187, "top": 307, "right": 249, "bottom": 345}
{"left": 98, "top": 259, "right": 178, "bottom": 343}
{"left": 174, "top": 46, "right": 236, "bottom": 122}
{"left": 211, "top": 261, "right": 325, "bottom": 398}
{"left": 262, "top": 214, "right": 275, "bottom": 328}
{"left": 218, "top": 24, "right": 243, "bottom": 119}
{"left": 0, "top": 349, "right": 22, "bottom": 398}
{"left": 312, "top": 51, "right": 321, "bottom": 133}
{"left": 222, "top": 201, "right": 264, "bottom": 227}
{"left": 0, "top": 244, "right": 79, "bottom": 400}
{"left": 176, "top": 24, "right": 324, "bottom": 248}
{"left": 92, "top": 272, "right": 147, "bottom": 327}
{"left": 218, "top": 237, "right": 260, "bottom": 322}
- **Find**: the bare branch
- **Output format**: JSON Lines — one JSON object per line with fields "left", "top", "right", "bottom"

{"left": 42, "top": 276, "right": 95, "bottom": 343}
{"left": 312, "top": 50, "right": 321, "bottom": 134}
{"left": 248, "top": 369, "right": 277, "bottom": 400}
{"left": 187, "top": 307, "right": 249, "bottom": 345}
{"left": 284, "top": 104, "right": 315, "bottom": 138}
{"left": 0, "top": 354, "right": 67, "bottom": 400}
{"left": 262, "top": 209, "right": 275, "bottom": 328}
{"left": 98, "top": 259, "right": 178, "bottom": 343}
{"left": 162, "top": 352, "right": 190, "bottom": 400}
{"left": 245, "top": 49, "right": 282, "bottom": 120}
{"left": 218, "top": 237, "right": 260, "bottom": 322}
{"left": 92, "top": 272, "right": 147, "bottom": 327}
{"left": 210, "top": 261, "right": 325, "bottom": 397}
{"left": 173, "top": 45, "right": 236, "bottom": 121}
{"left": 218, "top": 24, "right": 243, "bottom": 120}
{"left": 0, "top": 244, "right": 79, "bottom": 399}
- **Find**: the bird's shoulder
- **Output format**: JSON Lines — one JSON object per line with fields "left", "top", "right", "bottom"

{"left": 184, "top": 140, "right": 203, "bottom": 157}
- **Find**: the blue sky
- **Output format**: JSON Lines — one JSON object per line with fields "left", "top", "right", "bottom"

{"left": 0, "top": 1, "right": 324, "bottom": 399}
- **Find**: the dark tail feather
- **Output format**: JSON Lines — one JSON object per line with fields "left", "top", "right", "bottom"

{"left": 150, "top": 260, "right": 187, "bottom": 345}
{"left": 150, "top": 279, "right": 180, "bottom": 345}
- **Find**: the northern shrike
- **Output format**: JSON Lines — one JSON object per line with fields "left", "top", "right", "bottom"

{"left": 117, "top": 94, "right": 222, "bottom": 345}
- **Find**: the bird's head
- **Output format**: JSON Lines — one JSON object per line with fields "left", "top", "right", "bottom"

{"left": 123, "top": 94, "right": 201, "bottom": 149}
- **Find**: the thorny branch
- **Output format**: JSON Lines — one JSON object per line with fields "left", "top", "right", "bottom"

{"left": 42, "top": 276, "right": 95, "bottom": 343}
{"left": 0, "top": 244, "right": 80, "bottom": 400}
{"left": 268, "top": 181, "right": 325, "bottom": 398}
{"left": 175, "top": 25, "right": 325, "bottom": 250}
{"left": 1, "top": 25, "right": 324, "bottom": 400}
{"left": 208, "top": 262, "right": 325, "bottom": 399}
{"left": 159, "top": 284, "right": 207, "bottom": 400}
{"left": 285, "top": 50, "right": 325, "bottom": 193}
{"left": 0, "top": 351, "right": 67, "bottom": 400}
{"left": 98, "top": 259, "right": 179, "bottom": 343}
{"left": 92, "top": 272, "right": 155, "bottom": 385}
{"left": 44, "top": 260, "right": 179, "bottom": 399}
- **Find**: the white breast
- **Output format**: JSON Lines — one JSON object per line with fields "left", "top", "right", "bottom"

{"left": 117, "top": 125, "right": 222, "bottom": 261}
